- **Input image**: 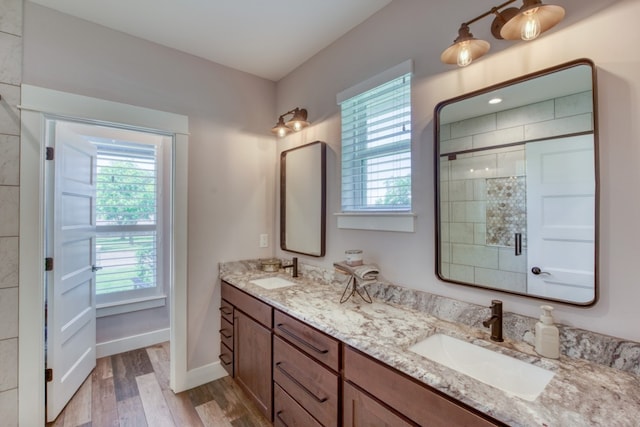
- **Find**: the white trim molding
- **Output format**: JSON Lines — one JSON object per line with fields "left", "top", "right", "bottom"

{"left": 19, "top": 84, "right": 189, "bottom": 426}
{"left": 96, "top": 328, "right": 170, "bottom": 358}
{"left": 181, "top": 362, "right": 229, "bottom": 392}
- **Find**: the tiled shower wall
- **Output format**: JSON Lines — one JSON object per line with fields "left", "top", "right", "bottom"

{"left": 439, "top": 91, "right": 593, "bottom": 292}
{"left": 0, "top": 0, "right": 22, "bottom": 425}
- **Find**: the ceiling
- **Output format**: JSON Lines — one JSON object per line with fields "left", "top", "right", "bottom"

{"left": 28, "top": 0, "right": 393, "bottom": 81}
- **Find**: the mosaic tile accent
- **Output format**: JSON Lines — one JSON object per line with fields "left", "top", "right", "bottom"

{"left": 486, "top": 176, "right": 526, "bottom": 247}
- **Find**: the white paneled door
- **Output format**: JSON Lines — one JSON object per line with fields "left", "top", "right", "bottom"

{"left": 46, "top": 121, "right": 97, "bottom": 422}
{"left": 526, "top": 134, "right": 595, "bottom": 303}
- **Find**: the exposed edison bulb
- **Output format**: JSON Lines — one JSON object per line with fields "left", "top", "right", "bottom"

{"left": 291, "top": 121, "right": 303, "bottom": 131}
{"left": 521, "top": 8, "right": 541, "bottom": 40}
{"left": 457, "top": 41, "right": 472, "bottom": 67}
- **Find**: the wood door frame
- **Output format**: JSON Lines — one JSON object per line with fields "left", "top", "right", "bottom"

{"left": 18, "top": 84, "right": 190, "bottom": 426}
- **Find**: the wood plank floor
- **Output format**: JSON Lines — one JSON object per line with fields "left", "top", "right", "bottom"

{"left": 47, "top": 342, "right": 272, "bottom": 427}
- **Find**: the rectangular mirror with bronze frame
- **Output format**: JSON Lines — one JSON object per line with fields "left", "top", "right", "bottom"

{"left": 435, "top": 59, "right": 598, "bottom": 306}
{"left": 281, "top": 141, "right": 327, "bottom": 257}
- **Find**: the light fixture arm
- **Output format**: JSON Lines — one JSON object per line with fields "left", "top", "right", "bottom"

{"left": 463, "top": 0, "right": 516, "bottom": 27}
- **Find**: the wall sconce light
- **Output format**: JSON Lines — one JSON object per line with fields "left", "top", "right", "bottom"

{"left": 441, "top": 0, "right": 565, "bottom": 67}
{"left": 499, "top": 0, "right": 565, "bottom": 41}
{"left": 271, "top": 107, "right": 310, "bottom": 137}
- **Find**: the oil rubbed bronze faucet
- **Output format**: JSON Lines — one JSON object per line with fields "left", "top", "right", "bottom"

{"left": 283, "top": 257, "right": 298, "bottom": 278}
{"left": 483, "top": 299, "right": 504, "bottom": 342}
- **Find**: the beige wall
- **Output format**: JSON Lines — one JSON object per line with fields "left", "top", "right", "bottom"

{"left": 0, "top": 0, "right": 21, "bottom": 423}
{"left": 22, "top": 2, "right": 278, "bottom": 370}
{"left": 275, "top": 0, "right": 640, "bottom": 343}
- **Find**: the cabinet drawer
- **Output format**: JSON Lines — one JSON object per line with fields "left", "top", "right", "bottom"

{"left": 221, "top": 281, "right": 272, "bottom": 328}
{"left": 220, "top": 317, "right": 233, "bottom": 350}
{"left": 274, "top": 310, "right": 340, "bottom": 371}
{"left": 274, "top": 383, "right": 323, "bottom": 427}
{"left": 220, "top": 298, "right": 234, "bottom": 323}
{"left": 219, "top": 342, "right": 233, "bottom": 377}
{"left": 343, "top": 346, "right": 500, "bottom": 427}
{"left": 274, "top": 335, "right": 339, "bottom": 427}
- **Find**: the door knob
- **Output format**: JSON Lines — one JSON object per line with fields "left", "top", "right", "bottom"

{"left": 91, "top": 265, "right": 103, "bottom": 272}
{"left": 531, "top": 267, "right": 550, "bottom": 275}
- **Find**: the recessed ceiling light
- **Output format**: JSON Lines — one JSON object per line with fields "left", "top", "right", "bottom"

{"left": 488, "top": 97, "right": 502, "bottom": 104}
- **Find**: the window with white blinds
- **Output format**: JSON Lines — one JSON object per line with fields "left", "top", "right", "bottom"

{"left": 339, "top": 69, "right": 412, "bottom": 212}
{"left": 93, "top": 139, "right": 162, "bottom": 301}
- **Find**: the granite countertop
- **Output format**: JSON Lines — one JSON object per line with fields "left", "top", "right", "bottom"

{"left": 219, "top": 261, "right": 640, "bottom": 427}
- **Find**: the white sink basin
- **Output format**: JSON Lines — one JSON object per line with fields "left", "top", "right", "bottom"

{"left": 409, "top": 333, "right": 554, "bottom": 401}
{"left": 250, "top": 277, "right": 297, "bottom": 290}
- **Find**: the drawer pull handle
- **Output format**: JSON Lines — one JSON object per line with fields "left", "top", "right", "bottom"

{"left": 275, "top": 362, "right": 328, "bottom": 403}
{"left": 276, "top": 323, "right": 329, "bottom": 354}
{"left": 219, "top": 306, "right": 232, "bottom": 316}
{"left": 219, "top": 328, "right": 232, "bottom": 339}
{"left": 218, "top": 354, "right": 232, "bottom": 365}
{"left": 275, "top": 411, "right": 289, "bottom": 427}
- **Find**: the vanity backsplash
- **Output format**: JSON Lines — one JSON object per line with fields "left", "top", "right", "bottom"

{"left": 219, "top": 259, "right": 640, "bottom": 377}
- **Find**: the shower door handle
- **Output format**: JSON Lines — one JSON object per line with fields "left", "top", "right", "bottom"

{"left": 514, "top": 233, "right": 522, "bottom": 256}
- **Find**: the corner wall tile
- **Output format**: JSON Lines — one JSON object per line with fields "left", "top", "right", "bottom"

{"left": 555, "top": 91, "right": 593, "bottom": 118}
{"left": 473, "top": 126, "right": 524, "bottom": 149}
{"left": 0, "top": 388, "right": 17, "bottom": 427}
{"left": 0, "top": 135, "right": 19, "bottom": 185}
{"left": 0, "top": 32, "right": 21, "bottom": 85}
{"left": 451, "top": 243, "right": 498, "bottom": 269}
{"left": 0, "top": 0, "right": 23, "bottom": 36}
{"left": 0, "top": 338, "right": 17, "bottom": 391}
{"left": 524, "top": 113, "right": 593, "bottom": 140}
{"left": 0, "top": 83, "right": 20, "bottom": 135}
{"left": 0, "top": 186, "right": 18, "bottom": 236}
{"left": 0, "top": 237, "right": 18, "bottom": 288}
{"left": 0, "top": 287, "right": 18, "bottom": 340}
{"left": 497, "top": 100, "right": 554, "bottom": 129}
{"left": 451, "top": 114, "right": 496, "bottom": 139}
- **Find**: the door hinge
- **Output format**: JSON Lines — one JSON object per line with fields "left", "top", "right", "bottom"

{"left": 45, "top": 257, "right": 53, "bottom": 271}
{"left": 45, "top": 368, "right": 53, "bottom": 382}
{"left": 46, "top": 147, "right": 54, "bottom": 160}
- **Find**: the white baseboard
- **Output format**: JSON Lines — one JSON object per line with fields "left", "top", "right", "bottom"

{"left": 181, "top": 361, "right": 229, "bottom": 391}
{"left": 96, "top": 328, "right": 171, "bottom": 358}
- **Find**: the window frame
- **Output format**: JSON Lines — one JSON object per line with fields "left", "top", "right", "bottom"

{"left": 92, "top": 132, "right": 168, "bottom": 312}
{"left": 336, "top": 59, "right": 416, "bottom": 232}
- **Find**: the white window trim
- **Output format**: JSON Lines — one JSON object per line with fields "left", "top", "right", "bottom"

{"left": 336, "top": 59, "right": 416, "bottom": 232}
{"left": 97, "top": 294, "right": 167, "bottom": 318}
{"left": 335, "top": 211, "right": 416, "bottom": 232}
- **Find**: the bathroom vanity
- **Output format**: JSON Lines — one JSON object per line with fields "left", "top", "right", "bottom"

{"left": 219, "top": 260, "right": 640, "bottom": 426}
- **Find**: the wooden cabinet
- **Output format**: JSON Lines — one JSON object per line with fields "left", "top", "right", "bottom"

{"left": 235, "top": 310, "right": 273, "bottom": 420}
{"left": 220, "top": 281, "right": 505, "bottom": 427}
{"left": 220, "top": 281, "right": 273, "bottom": 420}
{"left": 273, "top": 310, "right": 341, "bottom": 427}
{"left": 343, "top": 381, "right": 415, "bottom": 427}
{"left": 274, "top": 383, "right": 323, "bottom": 427}
{"left": 274, "top": 310, "right": 340, "bottom": 371}
{"left": 218, "top": 299, "right": 234, "bottom": 376}
{"left": 343, "top": 346, "right": 502, "bottom": 427}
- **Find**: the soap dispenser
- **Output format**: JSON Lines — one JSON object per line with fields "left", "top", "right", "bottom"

{"left": 535, "top": 305, "right": 560, "bottom": 359}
